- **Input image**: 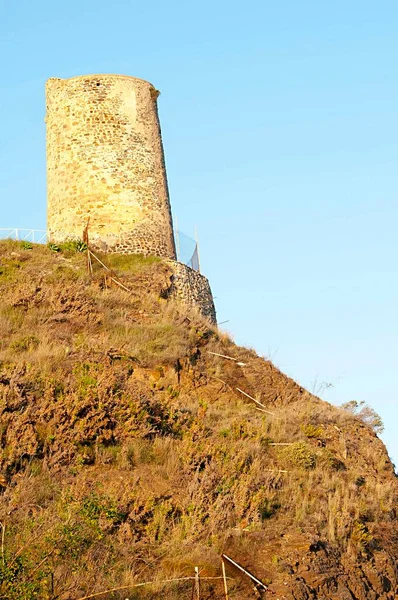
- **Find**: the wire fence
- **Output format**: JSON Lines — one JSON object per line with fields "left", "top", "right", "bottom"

{"left": 0, "top": 228, "right": 200, "bottom": 271}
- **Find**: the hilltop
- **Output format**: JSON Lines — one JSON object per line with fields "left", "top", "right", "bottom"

{"left": 0, "top": 240, "right": 396, "bottom": 600}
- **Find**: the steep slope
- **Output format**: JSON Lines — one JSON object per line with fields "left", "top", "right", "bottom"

{"left": 0, "top": 240, "right": 396, "bottom": 600}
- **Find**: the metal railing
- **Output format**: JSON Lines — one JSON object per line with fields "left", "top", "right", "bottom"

{"left": 0, "top": 228, "right": 47, "bottom": 244}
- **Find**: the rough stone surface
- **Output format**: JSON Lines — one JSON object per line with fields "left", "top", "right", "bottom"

{"left": 46, "top": 74, "right": 176, "bottom": 259}
{"left": 166, "top": 260, "right": 216, "bottom": 324}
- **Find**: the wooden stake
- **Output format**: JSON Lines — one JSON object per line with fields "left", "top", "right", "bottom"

{"left": 255, "top": 407, "right": 273, "bottom": 415}
{"left": 0, "top": 523, "right": 5, "bottom": 567}
{"left": 83, "top": 218, "right": 90, "bottom": 246}
{"left": 87, "top": 248, "right": 93, "bottom": 277}
{"left": 236, "top": 388, "right": 275, "bottom": 415}
{"left": 88, "top": 249, "right": 110, "bottom": 271}
{"left": 109, "top": 276, "right": 131, "bottom": 293}
{"left": 88, "top": 250, "right": 132, "bottom": 292}
{"left": 264, "top": 469, "right": 288, "bottom": 473}
{"left": 194, "top": 566, "right": 200, "bottom": 599}
{"left": 222, "top": 554, "right": 268, "bottom": 592}
{"left": 75, "top": 576, "right": 232, "bottom": 600}
{"left": 221, "top": 559, "right": 229, "bottom": 600}
{"left": 269, "top": 443, "right": 295, "bottom": 446}
{"left": 207, "top": 351, "right": 246, "bottom": 366}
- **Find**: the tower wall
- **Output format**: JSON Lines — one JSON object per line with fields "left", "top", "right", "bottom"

{"left": 46, "top": 74, "right": 176, "bottom": 259}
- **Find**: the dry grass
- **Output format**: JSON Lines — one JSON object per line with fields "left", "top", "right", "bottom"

{"left": 0, "top": 241, "right": 396, "bottom": 599}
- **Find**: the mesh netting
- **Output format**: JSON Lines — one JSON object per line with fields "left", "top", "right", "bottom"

{"left": 175, "top": 230, "right": 199, "bottom": 271}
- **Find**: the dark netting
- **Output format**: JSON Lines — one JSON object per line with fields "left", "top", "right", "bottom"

{"left": 175, "top": 230, "right": 199, "bottom": 271}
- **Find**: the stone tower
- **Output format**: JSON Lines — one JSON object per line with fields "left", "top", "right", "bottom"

{"left": 45, "top": 74, "right": 176, "bottom": 259}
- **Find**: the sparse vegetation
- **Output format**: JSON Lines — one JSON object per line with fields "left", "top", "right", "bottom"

{"left": 0, "top": 240, "right": 396, "bottom": 599}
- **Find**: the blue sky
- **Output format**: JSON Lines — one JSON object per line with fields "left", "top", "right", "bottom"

{"left": 1, "top": 1, "right": 397, "bottom": 465}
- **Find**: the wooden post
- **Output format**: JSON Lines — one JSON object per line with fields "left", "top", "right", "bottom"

{"left": 194, "top": 566, "right": 200, "bottom": 599}
{"left": 221, "top": 554, "right": 268, "bottom": 592}
{"left": 235, "top": 388, "right": 275, "bottom": 415}
{"left": 221, "top": 559, "right": 229, "bottom": 600}
{"left": 83, "top": 219, "right": 92, "bottom": 277}
{"left": 207, "top": 351, "right": 246, "bottom": 366}
{"left": 88, "top": 250, "right": 132, "bottom": 292}
{"left": 87, "top": 248, "right": 93, "bottom": 277}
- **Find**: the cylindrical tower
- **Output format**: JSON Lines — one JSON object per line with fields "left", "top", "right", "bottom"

{"left": 45, "top": 74, "right": 176, "bottom": 259}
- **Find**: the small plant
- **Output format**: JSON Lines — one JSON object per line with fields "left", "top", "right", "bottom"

{"left": 59, "top": 239, "right": 87, "bottom": 253}
{"left": 48, "top": 242, "right": 60, "bottom": 252}
{"left": 281, "top": 441, "right": 316, "bottom": 470}
{"left": 21, "top": 241, "right": 33, "bottom": 250}
{"left": 300, "top": 423, "right": 323, "bottom": 438}
{"left": 0, "top": 552, "right": 49, "bottom": 599}
{"left": 167, "top": 385, "right": 179, "bottom": 399}
{"left": 73, "top": 362, "right": 100, "bottom": 398}
{"left": 10, "top": 335, "right": 40, "bottom": 352}
{"left": 350, "top": 521, "right": 373, "bottom": 551}
{"left": 341, "top": 400, "right": 384, "bottom": 434}
{"left": 80, "top": 492, "right": 126, "bottom": 526}
{"left": 258, "top": 498, "right": 280, "bottom": 520}
{"left": 56, "top": 522, "right": 95, "bottom": 559}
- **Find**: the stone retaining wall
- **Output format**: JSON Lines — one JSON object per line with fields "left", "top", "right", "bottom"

{"left": 167, "top": 261, "right": 216, "bottom": 324}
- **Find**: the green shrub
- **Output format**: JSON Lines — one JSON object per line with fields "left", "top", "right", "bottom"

{"left": 58, "top": 240, "right": 87, "bottom": 254}
{"left": 281, "top": 442, "right": 316, "bottom": 470}
{"left": 0, "top": 551, "right": 50, "bottom": 599}
{"left": 10, "top": 335, "right": 40, "bottom": 352}
{"left": 80, "top": 492, "right": 126, "bottom": 526}
{"left": 300, "top": 423, "right": 323, "bottom": 438}
{"left": 350, "top": 521, "right": 373, "bottom": 550}
{"left": 258, "top": 499, "right": 280, "bottom": 520}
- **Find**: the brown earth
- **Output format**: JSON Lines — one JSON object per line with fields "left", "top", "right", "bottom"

{"left": 0, "top": 239, "right": 396, "bottom": 600}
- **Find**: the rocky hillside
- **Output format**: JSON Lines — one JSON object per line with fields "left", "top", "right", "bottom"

{"left": 0, "top": 239, "right": 396, "bottom": 600}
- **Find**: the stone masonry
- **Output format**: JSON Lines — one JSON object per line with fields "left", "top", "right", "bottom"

{"left": 45, "top": 73, "right": 216, "bottom": 322}
{"left": 46, "top": 74, "right": 176, "bottom": 258}
{"left": 167, "top": 261, "right": 216, "bottom": 323}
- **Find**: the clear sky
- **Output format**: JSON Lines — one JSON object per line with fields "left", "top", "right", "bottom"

{"left": 1, "top": 1, "right": 397, "bottom": 465}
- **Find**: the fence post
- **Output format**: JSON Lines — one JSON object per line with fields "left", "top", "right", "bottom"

{"left": 175, "top": 216, "right": 180, "bottom": 262}
{"left": 194, "top": 566, "right": 200, "bottom": 599}
{"left": 194, "top": 226, "right": 201, "bottom": 273}
{"left": 221, "top": 559, "right": 229, "bottom": 600}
